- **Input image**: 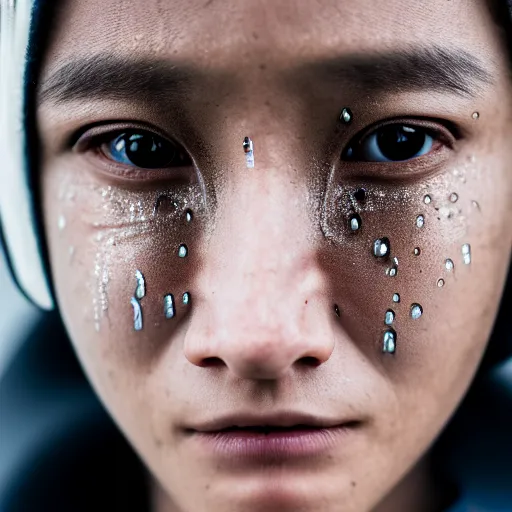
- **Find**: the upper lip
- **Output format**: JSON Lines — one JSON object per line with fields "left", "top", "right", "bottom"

{"left": 186, "top": 412, "right": 353, "bottom": 433}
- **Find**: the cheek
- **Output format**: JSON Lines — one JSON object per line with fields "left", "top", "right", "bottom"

{"left": 320, "top": 151, "right": 512, "bottom": 412}
{"left": 43, "top": 166, "right": 208, "bottom": 394}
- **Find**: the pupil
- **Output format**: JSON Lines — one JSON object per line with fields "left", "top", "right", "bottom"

{"left": 376, "top": 125, "right": 425, "bottom": 161}
{"left": 122, "top": 132, "right": 175, "bottom": 168}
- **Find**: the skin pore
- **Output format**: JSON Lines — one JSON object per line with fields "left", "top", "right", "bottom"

{"left": 36, "top": 1, "right": 512, "bottom": 511}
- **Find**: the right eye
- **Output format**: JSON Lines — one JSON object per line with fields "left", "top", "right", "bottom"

{"left": 101, "top": 131, "right": 192, "bottom": 169}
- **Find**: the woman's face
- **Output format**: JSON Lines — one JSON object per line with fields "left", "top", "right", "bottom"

{"left": 38, "top": 1, "right": 512, "bottom": 510}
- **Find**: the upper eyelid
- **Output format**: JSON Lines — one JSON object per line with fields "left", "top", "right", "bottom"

{"left": 72, "top": 122, "right": 175, "bottom": 151}
{"left": 346, "top": 117, "right": 458, "bottom": 145}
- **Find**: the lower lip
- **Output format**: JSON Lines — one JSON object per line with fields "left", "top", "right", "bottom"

{"left": 191, "top": 426, "right": 351, "bottom": 462}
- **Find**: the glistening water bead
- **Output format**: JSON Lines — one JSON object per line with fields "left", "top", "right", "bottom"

{"left": 414, "top": 247, "right": 421, "bottom": 256}
{"left": 178, "top": 244, "right": 188, "bottom": 258}
{"left": 437, "top": 278, "right": 445, "bottom": 288}
{"left": 462, "top": 244, "right": 471, "bottom": 265}
{"left": 445, "top": 259, "right": 454, "bottom": 271}
{"left": 373, "top": 238, "right": 390, "bottom": 258}
{"left": 385, "top": 310, "right": 395, "bottom": 325}
{"left": 449, "top": 193, "right": 459, "bottom": 203}
{"left": 131, "top": 297, "right": 143, "bottom": 331}
{"left": 393, "top": 293, "right": 400, "bottom": 303}
{"left": 185, "top": 209, "right": 193, "bottom": 223}
{"left": 410, "top": 303, "right": 423, "bottom": 320}
{"left": 340, "top": 107, "right": 353, "bottom": 124}
{"left": 416, "top": 215, "right": 425, "bottom": 228}
{"left": 164, "top": 294, "right": 175, "bottom": 319}
{"left": 349, "top": 213, "right": 362, "bottom": 232}
{"left": 383, "top": 329, "right": 397, "bottom": 354}
{"left": 423, "top": 195, "right": 432, "bottom": 204}
{"left": 135, "top": 270, "right": 146, "bottom": 300}
{"left": 182, "top": 292, "right": 190, "bottom": 305}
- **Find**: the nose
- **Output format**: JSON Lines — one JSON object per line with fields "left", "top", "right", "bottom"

{"left": 183, "top": 156, "right": 335, "bottom": 380}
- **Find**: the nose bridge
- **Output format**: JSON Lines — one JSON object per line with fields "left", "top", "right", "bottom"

{"left": 184, "top": 156, "right": 335, "bottom": 379}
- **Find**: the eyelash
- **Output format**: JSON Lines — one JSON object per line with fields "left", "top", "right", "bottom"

{"left": 342, "top": 118, "right": 456, "bottom": 161}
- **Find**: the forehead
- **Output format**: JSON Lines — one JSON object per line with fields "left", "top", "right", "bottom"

{"left": 44, "top": 0, "right": 498, "bottom": 72}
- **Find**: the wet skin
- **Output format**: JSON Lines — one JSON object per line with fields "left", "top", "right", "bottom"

{"left": 37, "top": 1, "right": 512, "bottom": 511}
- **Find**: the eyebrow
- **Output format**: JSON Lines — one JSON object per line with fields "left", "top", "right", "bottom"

{"left": 306, "top": 46, "right": 493, "bottom": 97}
{"left": 39, "top": 46, "right": 492, "bottom": 106}
{"left": 38, "top": 54, "right": 194, "bottom": 104}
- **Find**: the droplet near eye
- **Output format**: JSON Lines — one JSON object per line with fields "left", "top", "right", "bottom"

{"left": 104, "top": 131, "right": 191, "bottom": 169}
{"left": 344, "top": 124, "right": 436, "bottom": 162}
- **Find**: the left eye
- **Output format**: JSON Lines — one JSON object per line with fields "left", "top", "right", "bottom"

{"left": 344, "top": 124, "right": 435, "bottom": 162}
{"left": 102, "top": 131, "right": 191, "bottom": 169}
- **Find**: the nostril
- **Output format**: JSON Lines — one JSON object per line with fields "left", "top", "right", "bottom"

{"left": 199, "top": 357, "right": 225, "bottom": 368}
{"left": 298, "top": 356, "right": 322, "bottom": 367}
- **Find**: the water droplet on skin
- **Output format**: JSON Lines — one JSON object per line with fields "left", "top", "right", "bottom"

{"left": 471, "top": 200, "right": 480, "bottom": 210}
{"left": 445, "top": 259, "right": 454, "bottom": 271}
{"left": 472, "top": 112, "right": 480, "bottom": 120}
{"left": 373, "top": 238, "right": 390, "bottom": 258}
{"left": 462, "top": 243, "right": 471, "bottom": 265}
{"left": 185, "top": 209, "right": 193, "bottom": 223}
{"left": 449, "top": 193, "right": 458, "bottom": 203}
{"left": 437, "top": 278, "right": 445, "bottom": 288}
{"left": 340, "top": 107, "right": 353, "bottom": 124}
{"left": 131, "top": 297, "right": 143, "bottom": 331}
{"left": 382, "top": 329, "right": 397, "bottom": 354}
{"left": 410, "top": 303, "right": 423, "bottom": 320}
{"left": 178, "top": 244, "right": 188, "bottom": 258}
{"left": 334, "top": 304, "right": 340, "bottom": 317}
{"left": 182, "top": 292, "right": 190, "bottom": 305}
{"left": 423, "top": 195, "right": 432, "bottom": 204}
{"left": 349, "top": 213, "right": 362, "bottom": 232}
{"left": 416, "top": 215, "right": 425, "bottom": 228}
{"left": 385, "top": 309, "right": 395, "bottom": 325}
{"left": 164, "top": 294, "right": 175, "bottom": 319}
{"left": 393, "top": 293, "right": 400, "bottom": 303}
{"left": 353, "top": 188, "right": 366, "bottom": 202}
{"left": 135, "top": 270, "right": 146, "bottom": 299}
{"left": 386, "top": 267, "right": 397, "bottom": 277}
{"left": 58, "top": 215, "right": 66, "bottom": 231}
{"left": 414, "top": 247, "right": 421, "bottom": 256}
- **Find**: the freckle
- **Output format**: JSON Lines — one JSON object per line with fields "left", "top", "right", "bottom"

{"left": 351, "top": 481, "right": 357, "bottom": 487}
{"left": 205, "top": 484, "right": 211, "bottom": 491}
{"left": 305, "top": 300, "right": 308, "bottom": 305}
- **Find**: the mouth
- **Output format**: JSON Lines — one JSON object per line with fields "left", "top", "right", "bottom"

{"left": 185, "top": 411, "right": 362, "bottom": 436}
{"left": 186, "top": 417, "right": 361, "bottom": 462}
{"left": 213, "top": 424, "right": 321, "bottom": 435}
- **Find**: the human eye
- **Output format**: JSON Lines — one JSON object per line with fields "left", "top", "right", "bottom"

{"left": 74, "top": 125, "right": 194, "bottom": 182}
{"left": 342, "top": 120, "right": 455, "bottom": 164}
